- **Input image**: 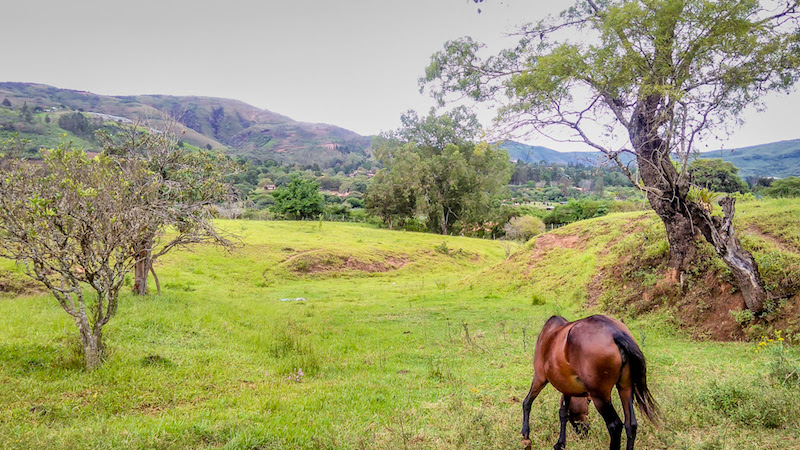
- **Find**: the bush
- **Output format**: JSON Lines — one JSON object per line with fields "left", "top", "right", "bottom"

{"left": 762, "top": 177, "right": 800, "bottom": 198}
{"left": 503, "top": 215, "right": 546, "bottom": 241}
{"left": 543, "top": 198, "right": 612, "bottom": 225}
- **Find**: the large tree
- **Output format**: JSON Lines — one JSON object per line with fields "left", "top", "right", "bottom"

{"left": 371, "top": 108, "right": 511, "bottom": 235}
{"left": 364, "top": 169, "right": 416, "bottom": 230}
{"left": 271, "top": 176, "right": 325, "bottom": 219}
{"left": 688, "top": 158, "right": 749, "bottom": 194}
{"left": 424, "top": 0, "right": 800, "bottom": 312}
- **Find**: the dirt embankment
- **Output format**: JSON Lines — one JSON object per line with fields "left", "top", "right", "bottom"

{"left": 522, "top": 213, "right": 799, "bottom": 342}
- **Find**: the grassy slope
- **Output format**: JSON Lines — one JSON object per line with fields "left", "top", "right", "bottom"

{"left": 0, "top": 212, "right": 799, "bottom": 449}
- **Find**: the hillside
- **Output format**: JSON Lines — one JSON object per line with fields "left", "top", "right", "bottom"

{"left": 482, "top": 198, "right": 800, "bottom": 341}
{"left": 699, "top": 139, "right": 800, "bottom": 178}
{"left": 0, "top": 82, "right": 371, "bottom": 166}
{"left": 502, "top": 139, "right": 800, "bottom": 178}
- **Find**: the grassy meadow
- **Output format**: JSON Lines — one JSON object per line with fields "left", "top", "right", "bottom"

{"left": 1, "top": 207, "right": 800, "bottom": 449}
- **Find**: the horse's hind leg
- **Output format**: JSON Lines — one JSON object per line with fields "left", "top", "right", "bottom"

{"left": 590, "top": 394, "right": 624, "bottom": 450}
{"left": 618, "top": 385, "right": 637, "bottom": 450}
{"left": 521, "top": 374, "right": 548, "bottom": 445}
{"left": 554, "top": 394, "right": 571, "bottom": 450}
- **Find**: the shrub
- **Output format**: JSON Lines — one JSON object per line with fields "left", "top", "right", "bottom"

{"left": 503, "top": 215, "right": 546, "bottom": 241}
{"left": 762, "top": 177, "right": 800, "bottom": 198}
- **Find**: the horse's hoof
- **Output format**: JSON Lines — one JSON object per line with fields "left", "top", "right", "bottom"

{"left": 521, "top": 438, "right": 532, "bottom": 450}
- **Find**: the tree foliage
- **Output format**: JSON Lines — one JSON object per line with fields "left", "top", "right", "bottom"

{"left": 0, "top": 143, "right": 155, "bottom": 369}
{"left": 365, "top": 169, "right": 416, "bottom": 230}
{"left": 58, "top": 112, "right": 95, "bottom": 139}
{"left": 0, "top": 124, "right": 239, "bottom": 368}
{"left": 99, "top": 124, "right": 239, "bottom": 296}
{"left": 423, "top": 0, "right": 800, "bottom": 312}
{"left": 504, "top": 215, "right": 546, "bottom": 241}
{"left": 689, "top": 158, "right": 749, "bottom": 193}
{"left": 271, "top": 176, "right": 325, "bottom": 219}
{"left": 370, "top": 108, "right": 512, "bottom": 235}
{"left": 763, "top": 176, "right": 800, "bottom": 197}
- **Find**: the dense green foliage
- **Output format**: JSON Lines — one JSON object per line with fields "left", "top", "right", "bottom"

{"left": 503, "top": 215, "right": 545, "bottom": 241}
{"left": 369, "top": 108, "right": 512, "bottom": 235}
{"left": 689, "top": 158, "right": 749, "bottom": 193}
{"left": 57, "top": 112, "right": 96, "bottom": 140}
{"left": 364, "top": 169, "right": 416, "bottom": 229}
{"left": 762, "top": 176, "right": 800, "bottom": 198}
{"left": 270, "top": 176, "right": 325, "bottom": 219}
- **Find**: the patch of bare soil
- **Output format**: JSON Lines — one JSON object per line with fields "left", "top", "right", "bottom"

{"left": 283, "top": 250, "right": 408, "bottom": 274}
{"left": 0, "top": 270, "right": 44, "bottom": 297}
{"left": 587, "top": 228, "right": 750, "bottom": 341}
{"left": 678, "top": 273, "right": 747, "bottom": 341}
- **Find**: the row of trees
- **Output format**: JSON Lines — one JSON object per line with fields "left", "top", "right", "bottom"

{"left": 0, "top": 124, "right": 237, "bottom": 370}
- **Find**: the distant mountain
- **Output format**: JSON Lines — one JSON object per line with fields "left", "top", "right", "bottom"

{"left": 0, "top": 82, "right": 371, "bottom": 166}
{"left": 501, "top": 139, "right": 799, "bottom": 179}
{"left": 500, "top": 140, "right": 635, "bottom": 166}
{"left": 699, "top": 140, "right": 800, "bottom": 178}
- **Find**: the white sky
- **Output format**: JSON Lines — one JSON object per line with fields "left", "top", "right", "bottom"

{"left": 2, "top": 0, "right": 798, "bottom": 152}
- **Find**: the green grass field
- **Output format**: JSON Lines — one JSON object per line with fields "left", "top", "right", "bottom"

{"left": 1, "top": 214, "right": 799, "bottom": 449}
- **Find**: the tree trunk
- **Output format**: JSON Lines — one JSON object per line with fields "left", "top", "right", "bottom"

{"left": 691, "top": 198, "right": 767, "bottom": 313}
{"left": 133, "top": 249, "right": 149, "bottom": 295}
{"left": 630, "top": 100, "right": 767, "bottom": 313}
{"left": 133, "top": 237, "right": 153, "bottom": 296}
{"left": 76, "top": 317, "right": 103, "bottom": 370}
{"left": 150, "top": 265, "right": 161, "bottom": 296}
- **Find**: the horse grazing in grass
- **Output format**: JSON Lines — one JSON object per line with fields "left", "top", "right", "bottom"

{"left": 521, "top": 315, "right": 658, "bottom": 450}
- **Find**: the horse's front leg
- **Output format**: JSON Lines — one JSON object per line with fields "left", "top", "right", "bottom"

{"left": 521, "top": 373, "right": 548, "bottom": 448}
{"left": 554, "top": 394, "right": 571, "bottom": 450}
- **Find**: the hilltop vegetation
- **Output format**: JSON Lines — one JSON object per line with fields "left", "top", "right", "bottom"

{"left": 1, "top": 205, "right": 799, "bottom": 448}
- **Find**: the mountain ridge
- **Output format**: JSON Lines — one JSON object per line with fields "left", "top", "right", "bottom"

{"left": 500, "top": 139, "right": 800, "bottom": 178}
{"left": 0, "top": 82, "right": 371, "bottom": 167}
{"left": 2, "top": 82, "right": 797, "bottom": 177}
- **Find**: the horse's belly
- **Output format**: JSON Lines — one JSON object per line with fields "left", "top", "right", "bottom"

{"left": 550, "top": 374, "right": 587, "bottom": 397}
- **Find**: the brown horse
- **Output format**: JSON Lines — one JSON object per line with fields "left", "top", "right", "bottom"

{"left": 521, "top": 315, "right": 658, "bottom": 450}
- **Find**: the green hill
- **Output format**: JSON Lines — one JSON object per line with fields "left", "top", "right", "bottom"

{"left": 699, "top": 139, "right": 800, "bottom": 178}
{"left": 0, "top": 82, "right": 371, "bottom": 166}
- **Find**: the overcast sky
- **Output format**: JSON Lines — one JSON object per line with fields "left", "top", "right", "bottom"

{"left": 3, "top": 0, "right": 798, "bottom": 152}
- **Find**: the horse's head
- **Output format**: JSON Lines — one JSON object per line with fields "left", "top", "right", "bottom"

{"left": 568, "top": 397, "right": 590, "bottom": 438}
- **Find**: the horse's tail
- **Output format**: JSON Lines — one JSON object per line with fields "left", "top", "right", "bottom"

{"left": 613, "top": 331, "right": 660, "bottom": 425}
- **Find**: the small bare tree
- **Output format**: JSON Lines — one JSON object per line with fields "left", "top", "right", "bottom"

{"left": 0, "top": 124, "right": 239, "bottom": 369}
{"left": 98, "top": 121, "right": 239, "bottom": 295}
{"left": 0, "top": 144, "right": 156, "bottom": 369}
